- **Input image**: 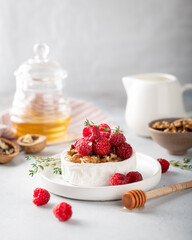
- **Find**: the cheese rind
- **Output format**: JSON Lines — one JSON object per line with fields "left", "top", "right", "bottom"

{"left": 61, "top": 150, "right": 136, "bottom": 186}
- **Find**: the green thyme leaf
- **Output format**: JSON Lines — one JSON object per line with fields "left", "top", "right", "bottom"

{"left": 183, "top": 158, "right": 190, "bottom": 163}
{"left": 84, "top": 119, "right": 123, "bottom": 133}
{"left": 84, "top": 119, "right": 93, "bottom": 126}
{"left": 38, "top": 165, "right": 44, "bottom": 170}
{"left": 26, "top": 155, "right": 61, "bottom": 176}
{"left": 53, "top": 167, "right": 62, "bottom": 175}
{"left": 115, "top": 126, "right": 121, "bottom": 133}
{"left": 169, "top": 158, "right": 192, "bottom": 170}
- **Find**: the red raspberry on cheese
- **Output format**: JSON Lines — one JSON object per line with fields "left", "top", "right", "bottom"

{"left": 75, "top": 138, "right": 92, "bottom": 156}
{"left": 93, "top": 137, "right": 111, "bottom": 156}
{"left": 99, "top": 123, "right": 111, "bottom": 138}
{"left": 116, "top": 142, "right": 133, "bottom": 160}
{"left": 110, "top": 132, "right": 126, "bottom": 147}
{"left": 83, "top": 126, "right": 100, "bottom": 142}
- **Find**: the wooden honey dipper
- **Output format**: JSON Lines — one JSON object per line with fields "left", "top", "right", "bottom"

{"left": 122, "top": 180, "right": 192, "bottom": 210}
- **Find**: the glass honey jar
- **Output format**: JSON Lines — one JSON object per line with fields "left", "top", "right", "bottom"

{"left": 11, "top": 43, "right": 71, "bottom": 142}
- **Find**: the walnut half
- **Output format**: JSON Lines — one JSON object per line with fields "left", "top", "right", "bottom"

{"left": 0, "top": 139, "right": 15, "bottom": 155}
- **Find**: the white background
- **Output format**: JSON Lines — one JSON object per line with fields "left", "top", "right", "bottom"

{"left": 0, "top": 2, "right": 192, "bottom": 239}
{"left": 0, "top": 0, "right": 192, "bottom": 108}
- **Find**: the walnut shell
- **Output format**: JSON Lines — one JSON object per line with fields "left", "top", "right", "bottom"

{"left": 0, "top": 138, "right": 20, "bottom": 164}
{"left": 17, "top": 134, "right": 46, "bottom": 154}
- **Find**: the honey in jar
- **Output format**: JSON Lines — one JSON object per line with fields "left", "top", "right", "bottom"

{"left": 11, "top": 43, "right": 71, "bottom": 142}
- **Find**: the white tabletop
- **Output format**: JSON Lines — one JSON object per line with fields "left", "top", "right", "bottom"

{"left": 0, "top": 96, "right": 192, "bottom": 240}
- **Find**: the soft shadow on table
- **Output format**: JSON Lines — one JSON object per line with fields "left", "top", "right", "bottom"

{"left": 159, "top": 170, "right": 192, "bottom": 192}
{"left": 37, "top": 202, "right": 83, "bottom": 225}
{"left": 0, "top": 152, "right": 26, "bottom": 167}
{"left": 68, "top": 197, "right": 123, "bottom": 208}
{"left": 136, "top": 189, "right": 192, "bottom": 214}
{"left": 65, "top": 219, "right": 83, "bottom": 226}
{"left": 184, "top": 149, "right": 192, "bottom": 158}
{"left": 40, "top": 202, "right": 56, "bottom": 209}
{"left": 118, "top": 189, "right": 192, "bottom": 214}
{"left": 159, "top": 170, "right": 183, "bottom": 184}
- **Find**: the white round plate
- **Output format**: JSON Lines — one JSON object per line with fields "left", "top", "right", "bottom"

{"left": 40, "top": 152, "right": 161, "bottom": 201}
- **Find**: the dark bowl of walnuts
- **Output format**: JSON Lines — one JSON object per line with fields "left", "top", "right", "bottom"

{"left": 148, "top": 118, "right": 192, "bottom": 155}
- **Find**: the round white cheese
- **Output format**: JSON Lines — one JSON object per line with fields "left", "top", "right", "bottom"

{"left": 61, "top": 150, "right": 136, "bottom": 186}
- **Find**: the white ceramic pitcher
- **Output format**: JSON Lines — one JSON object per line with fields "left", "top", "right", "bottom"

{"left": 122, "top": 73, "right": 192, "bottom": 136}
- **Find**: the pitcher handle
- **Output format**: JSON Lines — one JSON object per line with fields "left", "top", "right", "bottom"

{"left": 182, "top": 84, "right": 192, "bottom": 117}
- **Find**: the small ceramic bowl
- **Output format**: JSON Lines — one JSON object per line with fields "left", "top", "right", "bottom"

{"left": 148, "top": 118, "right": 192, "bottom": 155}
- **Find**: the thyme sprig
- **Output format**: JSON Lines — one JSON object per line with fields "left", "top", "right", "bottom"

{"left": 169, "top": 158, "right": 192, "bottom": 170}
{"left": 84, "top": 119, "right": 122, "bottom": 133}
{"left": 25, "top": 156, "right": 61, "bottom": 176}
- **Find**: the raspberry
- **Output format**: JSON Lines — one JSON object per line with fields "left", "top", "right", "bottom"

{"left": 109, "top": 173, "right": 128, "bottom": 186}
{"left": 110, "top": 132, "right": 126, "bottom": 147}
{"left": 53, "top": 202, "right": 72, "bottom": 222}
{"left": 83, "top": 126, "right": 100, "bottom": 142}
{"left": 99, "top": 123, "right": 111, "bottom": 138}
{"left": 74, "top": 138, "right": 84, "bottom": 147}
{"left": 126, "top": 171, "right": 143, "bottom": 183}
{"left": 33, "top": 188, "right": 50, "bottom": 206}
{"left": 75, "top": 138, "right": 92, "bottom": 156}
{"left": 116, "top": 142, "right": 133, "bottom": 160}
{"left": 93, "top": 137, "right": 111, "bottom": 156}
{"left": 157, "top": 158, "right": 170, "bottom": 173}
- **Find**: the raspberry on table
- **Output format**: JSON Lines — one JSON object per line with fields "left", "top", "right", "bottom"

{"left": 53, "top": 202, "right": 72, "bottom": 222}
{"left": 126, "top": 171, "right": 143, "bottom": 184}
{"left": 157, "top": 158, "right": 170, "bottom": 173}
{"left": 116, "top": 142, "right": 133, "bottom": 160}
{"left": 110, "top": 132, "right": 126, "bottom": 147}
{"left": 99, "top": 123, "right": 111, "bottom": 138}
{"left": 83, "top": 126, "right": 100, "bottom": 142}
{"left": 109, "top": 173, "right": 128, "bottom": 186}
{"left": 33, "top": 188, "right": 50, "bottom": 206}
{"left": 75, "top": 138, "right": 92, "bottom": 156}
{"left": 93, "top": 137, "right": 111, "bottom": 156}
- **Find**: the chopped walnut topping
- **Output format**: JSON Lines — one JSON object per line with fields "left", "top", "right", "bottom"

{"left": 0, "top": 140, "right": 15, "bottom": 155}
{"left": 66, "top": 144, "right": 123, "bottom": 163}
{"left": 152, "top": 118, "right": 192, "bottom": 133}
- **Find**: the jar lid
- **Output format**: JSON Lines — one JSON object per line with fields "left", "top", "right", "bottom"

{"left": 15, "top": 43, "right": 67, "bottom": 80}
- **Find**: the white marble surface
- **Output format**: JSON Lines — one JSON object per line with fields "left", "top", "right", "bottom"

{"left": 0, "top": 96, "right": 192, "bottom": 240}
